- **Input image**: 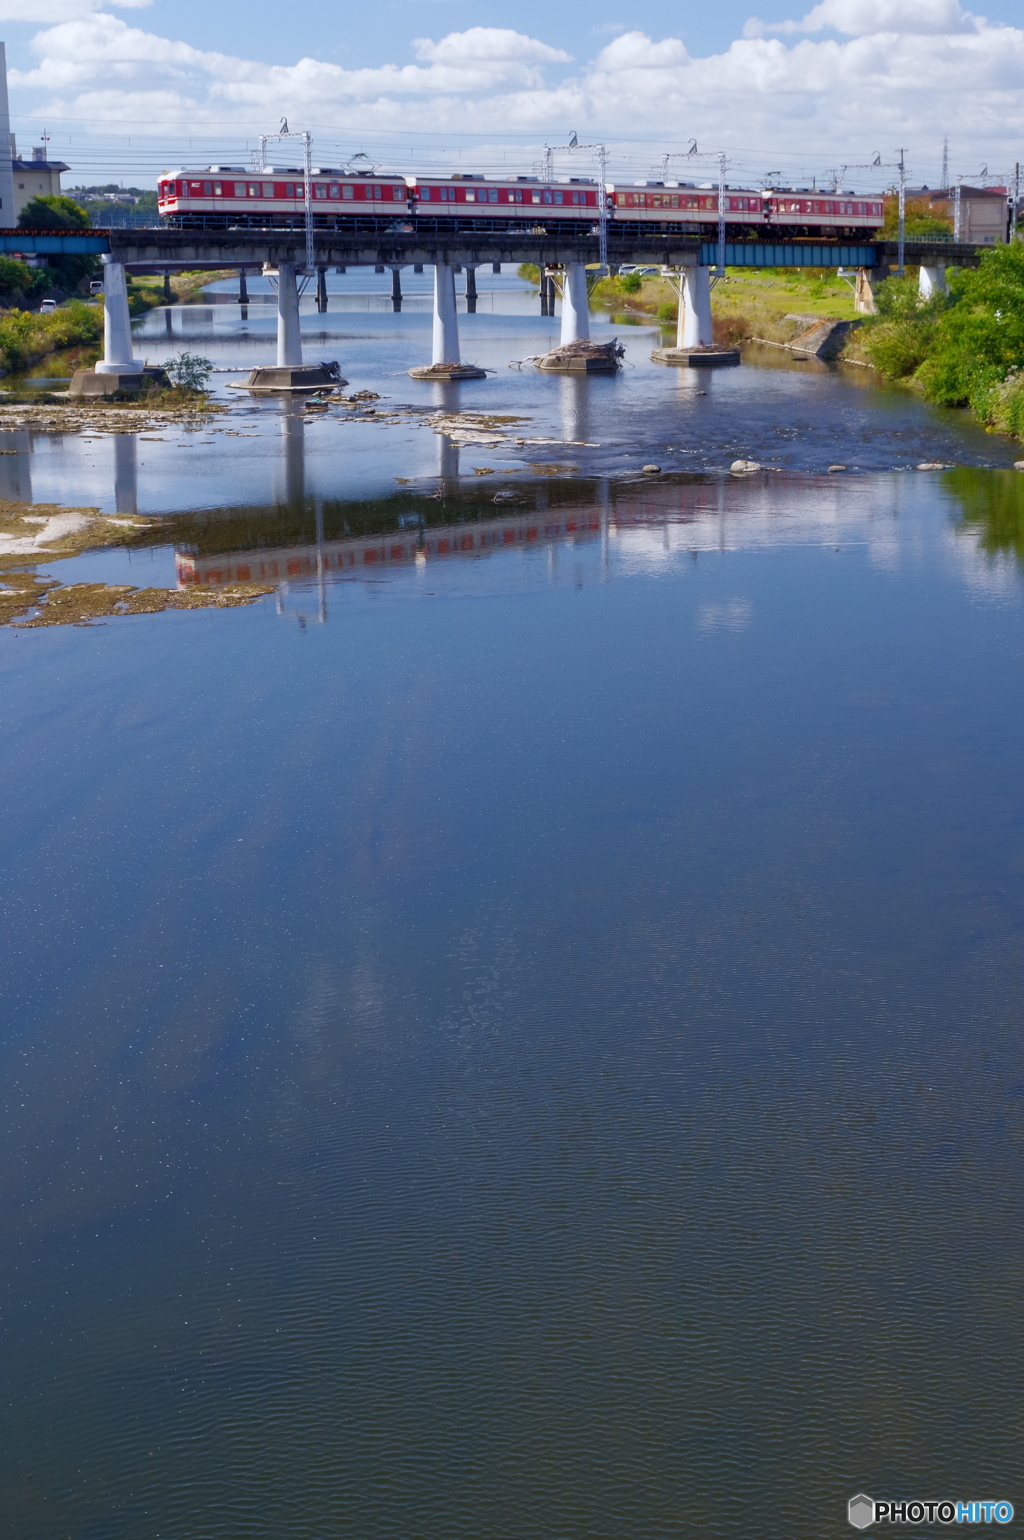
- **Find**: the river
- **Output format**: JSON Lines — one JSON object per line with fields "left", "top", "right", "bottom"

{"left": 2, "top": 269, "right": 1023, "bottom": 1540}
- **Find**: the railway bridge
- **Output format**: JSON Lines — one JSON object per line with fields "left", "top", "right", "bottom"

{"left": 3, "top": 225, "right": 988, "bottom": 382}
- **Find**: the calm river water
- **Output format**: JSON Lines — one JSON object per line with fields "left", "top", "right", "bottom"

{"left": 2, "top": 272, "right": 1024, "bottom": 1540}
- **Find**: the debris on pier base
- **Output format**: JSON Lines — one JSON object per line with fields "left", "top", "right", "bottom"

{"left": 651, "top": 345, "right": 741, "bottom": 368}
{"left": 408, "top": 361, "right": 487, "bottom": 381}
{"left": 232, "top": 363, "right": 346, "bottom": 394}
{"left": 534, "top": 339, "right": 624, "bottom": 374}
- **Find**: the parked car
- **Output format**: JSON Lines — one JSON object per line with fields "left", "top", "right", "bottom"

{"left": 39, "top": 298, "right": 58, "bottom": 313}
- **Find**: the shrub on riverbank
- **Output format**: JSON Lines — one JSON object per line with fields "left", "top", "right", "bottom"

{"left": 861, "top": 275, "right": 947, "bottom": 379}
{"left": 914, "top": 244, "right": 1024, "bottom": 418}
{"left": 0, "top": 300, "right": 102, "bottom": 373}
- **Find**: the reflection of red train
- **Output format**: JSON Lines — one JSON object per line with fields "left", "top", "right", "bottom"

{"left": 175, "top": 510, "right": 604, "bottom": 589}
{"left": 158, "top": 167, "right": 884, "bottom": 240}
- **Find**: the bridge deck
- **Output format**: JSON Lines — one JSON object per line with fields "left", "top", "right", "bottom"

{"left": 0, "top": 227, "right": 990, "bottom": 270}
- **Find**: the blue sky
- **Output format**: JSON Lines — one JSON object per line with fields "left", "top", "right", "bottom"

{"left": 4, "top": 0, "right": 1023, "bottom": 190}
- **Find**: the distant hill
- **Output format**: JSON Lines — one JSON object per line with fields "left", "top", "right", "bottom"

{"left": 66, "top": 186, "right": 159, "bottom": 226}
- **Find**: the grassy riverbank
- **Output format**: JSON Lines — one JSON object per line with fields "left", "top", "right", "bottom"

{"left": 518, "top": 264, "right": 861, "bottom": 348}
{"left": 0, "top": 271, "right": 234, "bottom": 378}
{"left": 588, "top": 267, "right": 859, "bottom": 346}
{"left": 0, "top": 300, "right": 102, "bottom": 375}
{"left": 861, "top": 244, "right": 1024, "bottom": 441}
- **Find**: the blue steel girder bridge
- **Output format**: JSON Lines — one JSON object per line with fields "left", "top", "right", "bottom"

{"left": 6, "top": 225, "right": 985, "bottom": 376}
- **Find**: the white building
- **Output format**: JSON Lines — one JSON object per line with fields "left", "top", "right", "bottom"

{"left": 11, "top": 136, "right": 68, "bottom": 221}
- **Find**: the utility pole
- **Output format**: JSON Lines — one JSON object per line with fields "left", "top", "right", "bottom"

{"left": 897, "top": 148, "right": 906, "bottom": 277}
{"left": 258, "top": 124, "right": 314, "bottom": 271}
{"left": 954, "top": 176, "right": 962, "bottom": 241}
{"left": 544, "top": 132, "right": 608, "bottom": 269}
{"left": 1013, "top": 163, "right": 1020, "bottom": 240}
{"left": 666, "top": 144, "right": 728, "bottom": 272}
{"left": 941, "top": 135, "right": 949, "bottom": 191}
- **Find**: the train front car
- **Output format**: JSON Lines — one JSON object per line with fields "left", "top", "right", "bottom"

{"left": 410, "top": 174, "right": 601, "bottom": 233}
{"left": 157, "top": 168, "right": 412, "bottom": 229}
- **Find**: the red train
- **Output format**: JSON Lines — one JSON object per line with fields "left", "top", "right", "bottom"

{"left": 157, "top": 166, "right": 884, "bottom": 240}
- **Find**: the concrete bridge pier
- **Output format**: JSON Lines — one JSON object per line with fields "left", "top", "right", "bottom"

{"left": 276, "top": 262, "right": 302, "bottom": 367}
{"left": 854, "top": 268, "right": 880, "bottom": 315}
{"left": 162, "top": 270, "right": 173, "bottom": 304}
{"left": 432, "top": 262, "right": 459, "bottom": 364}
{"left": 316, "top": 266, "right": 328, "bottom": 312}
{"left": 390, "top": 266, "right": 403, "bottom": 312}
{"left": 918, "top": 264, "right": 947, "bottom": 300}
{"left": 680, "top": 266, "right": 713, "bottom": 348}
{"left": 541, "top": 268, "right": 555, "bottom": 316}
{"left": 465, "top": 265, "right": 478, "bottom": 313}
{"left": 559, "top": 262, "right": 590, "bottom": 345}
{"left": 96, "top": 256, "right": 142, "bottom": 376}
{"left": 408, "top": 262, "right": 485, "bottom": 379}
{"left": 237, "top": 269, "right": 249, "bottom": 305}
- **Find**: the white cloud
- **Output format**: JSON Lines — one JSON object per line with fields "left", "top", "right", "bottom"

{"left": 744, "top": 0, "right": 979, "bottom": 36}
{"left": 8, "top": 7, "right": 1024, "bottom": 171}
{"left": 411, "top": 28, "right": 570, "bottom": 65}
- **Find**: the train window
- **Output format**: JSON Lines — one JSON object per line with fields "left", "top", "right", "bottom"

{"left": 373, "top": 185, "right": 382, "bottom": 199}
{"left": 554, "top": 190, "right": 563, "bottom": 203}
{"left": 419, "top": 186, "right": 431, "bottom": 199}
{"left": 531, "top": 191, "right": 541, "bottom": 203}
{"left": 616, "top": 194, "right": 625, "bottom": 205}
{"left": 393, "top": 186, "right": 405, "bottom": 199}
{"left": 488, "top": 188, "right": 498, "bottom": 202}
{"left": 214, "top": 183, "right": 222, "bottom": 196}
{"left": 343, "top": 184, "right": 354, "bottom": 199}
{"left": 315, "top": 184, "right": 327, "bottom": 198}
{"left": 329, "top": 184, "right": 340, "bottom": 198}
{"left": 542, "top": 189, "right": 553, "bottom": 204}
{"left": 262, "top": 182, "right": 273, "bottom": 197}
{"left": 465, "top": 190, "right": 475, "bottom": 201}
{"left": 202, "top": 181, "right": 213, "bottom": 195}
{"left": 234, "top": 182, "right": 246, "bottom": 197}
{"left": 247, "top": 183, "right": 258, "bottom": 196}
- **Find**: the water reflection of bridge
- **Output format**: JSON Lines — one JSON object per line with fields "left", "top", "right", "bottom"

{"left": 176, "top": 506, "right": 606, "bottom": 588}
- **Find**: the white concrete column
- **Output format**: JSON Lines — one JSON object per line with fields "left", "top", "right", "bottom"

{"left": 276, "top": 262, "right": 303, "bottom": 367}
{"left": 854, "top": 268, "right": 879, "bottom": 315}
{"left": 680, "top": 266, "right": 713, "bottom": 347}
{"left": 559, "top": 262, "right": 590, "bottom": 345}
{"left": 918, "top": 264, "right": 947, "bottom": 300}
{"left": 432, "top": 262, "right": 460, "bottom": 365}
{"left": 96, "top": 256, "right": 141, "bottom": 373}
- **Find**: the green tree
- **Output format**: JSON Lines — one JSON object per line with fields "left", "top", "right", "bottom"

{"left": 915, "top": 242, "right": 1024, "bottom": 412}
{"left": 0, "top": 256, "right": 48, "bottom": 307}
{"left": 18, "top": 193, "right": 91, "bottom": 230}
{"left": 17, "top": 194, "right": 97, "bottom": 292}
{"left": 882, "top": 195, "right": 953, "bottom": 240}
